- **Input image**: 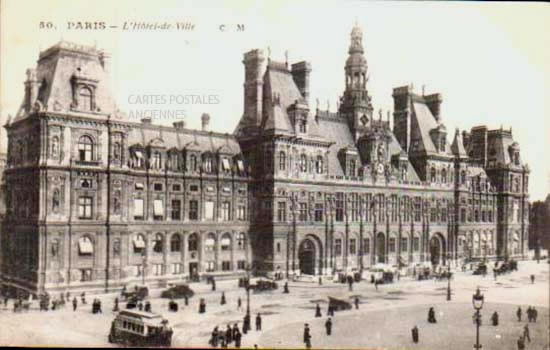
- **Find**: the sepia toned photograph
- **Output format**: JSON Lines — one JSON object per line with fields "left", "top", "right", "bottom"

{"left": 0, "top": 0, "right": 548, "bottom": 348}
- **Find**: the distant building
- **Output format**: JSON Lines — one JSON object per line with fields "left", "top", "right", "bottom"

{"left": 529, "top": 195, "right": 550, "bottom": 256}
{"left": 1, "top": 25, "right": 530, "bottom": 294}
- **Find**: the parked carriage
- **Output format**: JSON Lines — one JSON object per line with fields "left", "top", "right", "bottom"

{"left": 108, "top": 309, "right": 173, "bottom": 347}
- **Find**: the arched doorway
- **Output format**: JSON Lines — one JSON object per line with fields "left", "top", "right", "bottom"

{"left": 429, "top": 234, "right": 446, "bottom": 266}
{"left": 299, "top": 239, "right": 316, "bottom": 275}
{"left": 376, "top": 232, "right": 385, "bottom": 263}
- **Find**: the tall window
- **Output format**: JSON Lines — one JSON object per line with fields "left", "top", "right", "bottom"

{"left": 391, "top": 195, "right": 398, "bottom": 222}
{"left": 300, "top": 154, "right": 307, "bottom": 172}
{"left": 277, "top": 202, "right": 286, "bottom": 222}
{"left": 335, "top": 193, "right": 344, "bottom": 222}
{"left": 349, "top": 239, "right": 356, "bottom": 255}
{"left": 78, "top": 135, "right": 93, "bottom": 161}
{"left": 221, "top": 201, "right": 231, "bottom": 221}
{"left": 133, "top": 234, "right": 145, "bottom": 254}
{"left": 348, "top": 159, "right": 356, "bottom": 177}
{"left": 189, "top": 200, "right": 198, "bottom": 221}
{"left": 413, "top": 237, "right": 420, "bottom": 252}
{"left": 401, "top": 238, "right": 408, "bottom": 252}
{"left": 113, "top": 142, "right": 121, "bottom": 160}
{"left": 430, "top": 168, "right": 436, "bottom": 182}
{"left": 134, "top": 198, "right": 144, "bottom": 220}
{"left": 78, "top": 196, "right": 93, "bottom": 219}
{"left": 151, "top": 151, "right": 161, "bottom": 169}
{"left": 441, "top": 169, "right": 447, "bottom": 183}
{"left": 79, "top": 87, "right": 93, "bottom": 111}
{"left": 389, "top": 238, "right": 396, "bottom": 253}
{"left": 189, "top": 154, "right": 197, "bottom": 172}
{"left": 188, "top": 233, "right": 198, "bottom": 252}
{"left": 237, "top": 204, "right": 246, "bottom": 221}
{"left": 279, "top": 151, "right": 286, "bottom": 171}
{"left": 221, "top": 234, "right": 231, "bottom": 251}
{"left": 153, "top": 234, "right": 163, "bottom": 253}
{"left": 51, "top": 136, "right": 59, "bottom": 158}
{"left": 203, "top": 155, "right": 212, "bottom": 173}
{"left": 363, "top": 238, "right": 370, "bottom": 254}
{"left": 414, "top": 197, "right": 421, "bottom": 222}
{"left": 171, "top": 200, "right": 181, "bottom": 220}
{"left": 314, "top": 203, "right": 323, "bottom": 222}
{"left": 170, "top": 234, "right": 181, "bottom": 252}
{"left": 316, "top": 156, "right": 323, "bottom": 174}
{"left": 299, "top": 203, "right": 308, "bottom": 221}
{"left": 299, "top": 120, "right": 307, "bottom": 133}
{"left": 237, "top": 232, "right": 245, "bottom": 250}
{"left": 205, "top": 234, "right": 215, "bottom": 252}
{"left": 335, "top": 238, "right": 342, "bottom": 256}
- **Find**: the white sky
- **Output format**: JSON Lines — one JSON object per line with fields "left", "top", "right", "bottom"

{"left": 1, "top": 0, "right": 549, "bottom": 200}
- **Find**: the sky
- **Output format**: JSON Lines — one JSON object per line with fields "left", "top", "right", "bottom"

{"left": 1, "top": 0, "right": 549, "bottom": 200}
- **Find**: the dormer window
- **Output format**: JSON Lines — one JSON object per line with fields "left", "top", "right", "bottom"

{"left": 79, "top": 87, "right": 93, "bottom": 111}
{"left": 348, "top": 159, "right": 356, "bottom": 177}
{"left": 151, "top": 151, "right": 162, "bottom": 169}
{"left": 222, "top": 158, "right": 231, "bottom": 172}
{"left": 430, "top": 167, "right": 436, "bottom": 182}
{"left": 279, "top": 152, "right": 286, "bottom": 171}
{"left": 440, "top": 138, "right": 446, "bottom": 152}
{"left": 514, "top": 152, "right": 520, "bottom": 165}
{"left": 299, "top": 120, "right": 307, "bottom": 133}
{"left": 315, "top": 156, "right": 323, "bottom": 174}
{"left": 203, "top": 155, "right": 212, "bottom": 173}
{"left": 300, "top": 154, "right": 307, "bottom": 172}
{"left": 189, "top": 154, "right": 197, "bottom": 172}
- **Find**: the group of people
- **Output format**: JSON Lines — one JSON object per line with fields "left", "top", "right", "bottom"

{"left": 208, "top": 313, "right": 262, "bottom": 348}
{"left": 517, "top": 306, "right": 539, "bottom": 322}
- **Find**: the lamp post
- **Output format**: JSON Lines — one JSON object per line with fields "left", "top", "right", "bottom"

{"left": 141, "top": 252, "right": 147, "bottom": 286}
{"left": 446, "top": 274, "right": 451, "bottom": 301}
{"left": 245, "top": 263, "right": 251, "bottom": 318}
{"left": 472, "top": 287, "right": 484, "bottom": 349}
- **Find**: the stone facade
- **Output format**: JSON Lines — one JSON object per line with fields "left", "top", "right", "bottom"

{"left": 1, "top": 26, "right": 530, "bottom": 294}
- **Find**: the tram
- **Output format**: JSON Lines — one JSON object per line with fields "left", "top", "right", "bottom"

{"left": 108, "top": 309, "right": 173, "bottom": 347}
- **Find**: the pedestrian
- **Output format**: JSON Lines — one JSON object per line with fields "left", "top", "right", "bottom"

{"left": 212, "top": 278, "right": 217, "bottom": 292}
{"left": 113, "top": 297, "right": 119, "bottom": 312}
{"left": 347, "top": 276, "right": 353, "bottom": 291}
{"left": 374, "top": 279, "right": 378, "bottom": 291}
{"left": 144, "top": 300, "right": 151, "bottom": 312}
{"left": 199, "top": 298, "right": 206, "bottom": 314}
{"left": 243, "top": 314, "right": 250, "bottom": 334}
{"left": 4, "top": 296, "right": 8, "bottom": 308}
{"left": 81, "top": 292, "right": 86, "bottom": 305}
{"left": 428, "top": 307, "right": 436, "bottom": 323}
{"left": 138, "top": 301, "right": 143, "bottom": 311}
{"left": 527, "top": 306, "right": 532, "bottom": 322}
{"left": 354, "top": 296, "right": 359, "bottom": 310}
{"left": 283, "top": 282, "right": 289, "bottom": 294}
{"left": 318, "top": 277, "right": 322, "bottom": 286}
{"left": 210, "top": 326, "right": 219, "bottom": 347}
{"left": 325, "top": 317, "right": 332, "bottom": 336}
{"left": 303, "top": 323, "right": 312, "bottom": 349}
{"left": 530, "top": 274, "right": 535, "bottom": 284}
{"left": 98, "top": 299, "right": 103, "bottom": 313}
{"left": 232, "top": 323, "right": 240, "bottom": 341}
{"left": 491, "top": 311, "right": 499, "bottom": 326}
{"left": 533, "top": 307, "right": 538, "bottom": 322}
{"left": 72, "top": 297, "right": 77, "bottom": 311}
{"left": 221, "top": 292, "right": 226, "bottom": 305}
{"left": 523, "top": 324, "right": 530, "bottom": 342}
{"left": 494, "top": 269, "right": 498, "bottom": 281}
{"left": 184, "top": 294, "right": 189, "bottom": 306}
{"left": 234, "top": 329, "right": 242, "bottom": 348}
{"left": 66, "top": 291, "right": 70, "bottom": 301}
{"left": 516, "top": 306, "right": 522, "bottom": 322}
{"left": 315, "top": 303, "right": 322, "bottom": 318}
{"left": 256, "top": 313, "right": 262, "bottom": 331}
{"left": 411, "top": 325, "right": 419, "bottom": 343}
{"left": 225, "top": 324, "right": 232, "bottom": 345}
{"left": 237, "top": 297, "right": 242, "bottom": 311}
{"left": 517, "top": 335, "right": 525, "bottom": 350}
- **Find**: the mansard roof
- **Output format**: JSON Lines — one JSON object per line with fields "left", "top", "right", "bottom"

{"left": 410, "top": 101, "right": 452, "bottom": 156}
{"left": 451, "top": 128, "right": 468, "bottom": 158}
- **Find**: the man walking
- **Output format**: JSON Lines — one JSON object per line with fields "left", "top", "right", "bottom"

{"left": 354, "top": 297, "right": 359, "bottom": 310}
{"left": 303, "top": 323, "right": 312, "bottom": 349}
{"left": 256, "top": 313, "right": 262, "bottom": 331}
{"left": 72, "top": 297, "right": 77, "bottom": 311}
{"left": 325, "top": 318, "right": 332, "bottom": 336}
{"left": 530, "top": 274, "right": 535, "bottom": 284}
{"left": 523, "top": 324, "right": 531, "bottom": 343}
{"left": 237, "top": 297, "right": 242, "bottom": 311}
{"left": 517, "top": 307, "right": 522, "bottom": 322}
{"left": 315, "top": 303, "right": 322, "bottom": 318}
{"left": 411, "top": 325, "right": 419, "bottom": 343}
{"left": 517, "top": 335, "right": 525, "bottom": 350}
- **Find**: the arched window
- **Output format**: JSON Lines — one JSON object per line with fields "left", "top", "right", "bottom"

{"left": 300, "top": 154, "right": 307, "bottom": 172}
{"left": 189, "top": 154, "right": 197, "bottom": 172}
{"left": 441, "top": 169, "right": 447, "bottom": 183}
{"left": 221, "top": 233, "right": 231, "bottom": 251}
{"left": 205, "top": 234, "right": 216, "bottom": 252}
{"left": 430, "top": 168, "right": 436, "bottom": 182}
{"left": 133, "top": 234, "right": 146, "bottom": 254}
{"left": 78, "top": 135, "right": 94, "bottom": 161}
{"left": 170, "top": 234, "right": 181, "bottom": 252}
{"left": 188, "top": 233, "right": 198, "bottom": 252}
{"left": 51, "top": 136, "right": 59, "bottom": 158}
{"left": 78, "top": 236, "right": 93, "bottom": 256}
{"left": 153, "top": 233, "right": 163, "bottom": 253}
{"left": 79, "top": 87, "right": 93, "bottom": 111}
{"left": 279, "top": 151, "right": 286, "bottom": 171}
{"left": 237, "top": 232, "right": 245, "bottom": 250}
{"left": 316, "top": 156, "right": 324, "bottom": 174}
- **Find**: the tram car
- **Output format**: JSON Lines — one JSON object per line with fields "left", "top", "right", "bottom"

{"left": 108, "top": 309, "right": 173, "bottom": 347}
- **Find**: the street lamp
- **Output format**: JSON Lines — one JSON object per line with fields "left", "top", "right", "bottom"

{"left": 446, "top": 272, "right": 451, "bottom": 301}
{"left": 472, "top": 287, "right": 484, "bottom": 349}
{"left": 141, "top": 252, "right": 147, "bottom": 286}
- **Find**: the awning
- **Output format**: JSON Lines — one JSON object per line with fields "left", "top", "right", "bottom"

{"left": 78, "top": 238, "right": 93, "bottom": 254}
{"left": 134, "top": 151, "right": 143, "bottom": 158}
{"left": 135, "top": 182, "right": 144, "bottom": 190}
{"left": 221, "top": 237, "right": 231, "bottom": 246}
{"left": 133, "top": 236, "right": 145, "bottom": 249}
{"left": 153, "top": 200, "right": 164, "bottom": 216}
{"left": 134, "top": 198, "right": 144, "bottom": 216}
{"left": 222, "top": 158, "right": 231, "bottom": 171}
{"left": 237, "top": 160, "right": 244, "bottom": 172}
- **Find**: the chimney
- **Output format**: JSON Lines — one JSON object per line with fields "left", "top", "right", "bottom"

{"left": 24, "top": 68, "right": 39, "bottom": 111}
{"left": 242, "top": 49, "right": 265, "bottom": 127}
{"left": 424, "top": 93, "right": 442, "bottom": 122}
{"left": 201, "top": 113, "right": 210, "bottom": 131}
{"left": 141, "top": 117, "right": 152, "bottom": 125}
{"left": 173, "top": 121, "right": 186, "bottom": 130}
{"left": 291, "top": 61, "right": 312, "bottom": 105}
{"left": 98, "top": 50, "right": 111, "bottom": 75}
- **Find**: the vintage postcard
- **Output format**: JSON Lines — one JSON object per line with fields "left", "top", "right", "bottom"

{"left": 0, "top": 0, "right": 548, "bottom": 348}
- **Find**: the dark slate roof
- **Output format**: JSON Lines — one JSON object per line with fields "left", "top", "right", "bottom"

{"left": 317, "top": 118, "right": 356, "bottom": 176}
{"left": 451, "top": 129, "right": 468, "bottom": 158}
{"left": 411, "top": 101, "right": 452, "bottom": 156}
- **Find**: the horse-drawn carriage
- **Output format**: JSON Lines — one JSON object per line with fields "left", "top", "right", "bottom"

{"left": 121, "top": 286, "right": 149, "bottom": 309}
{"left": 249, "top": 279, "right": 278, "bottom": 293}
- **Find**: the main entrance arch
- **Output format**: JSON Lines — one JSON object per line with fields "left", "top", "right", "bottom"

{"left": 376, "top": 232, "right": 386, "bottom": 263}
{"left": 298, "top": 238, "right": 316, "bottom": 275}
{"left": 430, "top": 233, "right": 446, "bottom": 266}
